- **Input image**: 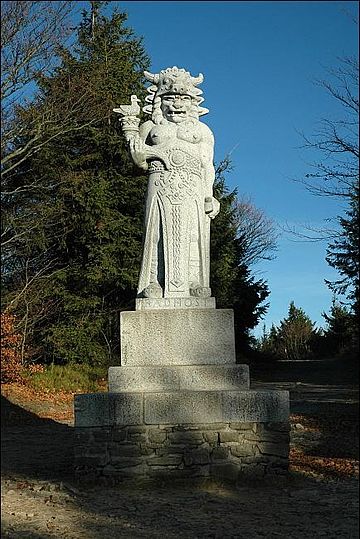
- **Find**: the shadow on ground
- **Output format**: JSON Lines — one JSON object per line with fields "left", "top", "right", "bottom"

{"left": 249, "top": 357, "right": 359, "bottom": 386}
{"left": 250, "top": 358, "right": 359, "bottom": 464}
{"left": 1, "top": 395, "right": 75, "bottom": 482}
{"left": 1, "top": 388, "right": 359, "bottom": 538}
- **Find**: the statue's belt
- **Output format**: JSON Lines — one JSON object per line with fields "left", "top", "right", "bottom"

{"left": 148, "top": 148, "right": 202, "bottom": 174}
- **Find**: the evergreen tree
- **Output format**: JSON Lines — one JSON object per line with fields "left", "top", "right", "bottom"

{"left": 322, "top": 300, "right": 356, "bottom": 356}
{"left": 256, "top": 324, "right": 279, "bottom": 358}
{"left": 211, "top": 160, "right": 270, "bottom": 353}
{"left": 258, "top": 302, "right": 320, "bottom": 360}
{"left": 294, "top": 53, "right": 359, "bottom": 352}
{"left": 3, "top": 4, "right": 274, "bottom": 366}
{"left": 2, "top": 2, "right": 150, "bottom": 365}
{"left": 325, "top": 185, "right": 359, "bottom": 337}
{"left": 276, "top": 302, "right": 318, "bottom": 360}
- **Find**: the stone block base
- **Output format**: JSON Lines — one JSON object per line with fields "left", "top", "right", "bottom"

{"left": 120, "top": 309, "right": 236, "bottom": 365}
{"left": 74, "top": 389, "right": 289, "bottom": 427}
{"left": 108, "top": 364, "right": 250, "bottom": 392}
{"left": 74, "top": 421, "right": 290, "bottom": 484}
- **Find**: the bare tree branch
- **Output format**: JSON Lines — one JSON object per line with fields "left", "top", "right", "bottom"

{"left": 235, "top": 196, "right": 279, "bottom": 266}
{"left": 1, "top": 1, "right": 76, "bottom": 101}
{"left": 286, "top": 53, "right": 359, "bottom": 253}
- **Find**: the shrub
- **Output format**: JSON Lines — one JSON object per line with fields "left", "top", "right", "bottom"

{"left": 1, "top": 313, "right": 23, "bottom": 383}
{"left": 23, "top": 363, "right": 107, "bottom": 393}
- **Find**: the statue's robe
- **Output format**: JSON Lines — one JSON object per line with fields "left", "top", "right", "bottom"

{"left": 137, "top": 121, "right": 213, "bottom": 298}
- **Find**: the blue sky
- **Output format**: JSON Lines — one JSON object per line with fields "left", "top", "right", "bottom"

{"left": 76, "top": 1, "right": 358, "bottom": 335}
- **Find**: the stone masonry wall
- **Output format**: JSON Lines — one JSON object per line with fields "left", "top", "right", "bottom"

{"left": 74, "top": 421, "right": 289, "bottom": 484}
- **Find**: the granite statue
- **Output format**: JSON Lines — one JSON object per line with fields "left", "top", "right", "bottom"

{"left": 114, "top": 67, "right": 220, "bottom": 300}
{"left": 75, "top": 70, "right": 290, "bottom": 484}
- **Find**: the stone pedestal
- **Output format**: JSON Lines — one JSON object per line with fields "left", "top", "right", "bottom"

{"left": 74, "top": 307, "right": 290, "bottom": 484}
{"left": 119, "top": 308, "right": 236, "bottom": 365}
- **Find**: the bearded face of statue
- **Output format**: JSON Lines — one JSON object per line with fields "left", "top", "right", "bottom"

{"left": 160, "top": 94, "right": 193, "bottom": 123}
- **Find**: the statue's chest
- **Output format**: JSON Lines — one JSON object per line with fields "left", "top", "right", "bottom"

{"left": 148, "top": 125, "right": 202, "bottom": 146}
{"left": 177, "top": 126, "right": 202, "bottom": 144}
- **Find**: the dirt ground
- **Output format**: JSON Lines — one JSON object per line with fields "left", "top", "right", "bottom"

{"left": 1, "top": 358, "right": 359, "bottom": 538}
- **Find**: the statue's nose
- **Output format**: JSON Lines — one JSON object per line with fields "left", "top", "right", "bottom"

{"left": 173, "top": 99, "right": 183, "bottom": 108}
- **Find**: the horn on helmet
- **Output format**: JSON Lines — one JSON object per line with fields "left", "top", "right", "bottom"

{"left": 144, "top": 71, "right": 160, "bottom": 83}
{"left": 191, "top": 73, "right": 204, "bottom": 86}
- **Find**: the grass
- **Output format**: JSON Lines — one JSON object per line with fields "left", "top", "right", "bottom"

{"left": 23, "top": 363, "right": 108, "bottom": 393}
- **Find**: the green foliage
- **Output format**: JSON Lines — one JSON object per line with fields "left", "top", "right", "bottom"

{"left": 277, "top": 302, "right": 319, "bottom": 360}
{"left": 258, "top": 302, "right": 321, "bottom": 360}
{"left": 2, "top": 3, "right": 150, "bottom": 365}
{"left": 256, "top": 324, "right": 279, "bottom": 359}
{"left": 300, "top": 55, "right": 359, "bottom": 352}
{"left": 321, "top": 300, "right": 358, "bottom": 357}
{"left": 23, "top": 363, "right": 107, "bottom": 393}
{"left": 0, "top": 313, "right": 23, "bottom": 383}
{"left": 2, "top": 5, "right": 274, "bottom": 367}
{"left": 326, "top": 185, "right": 359, "bottom": 328}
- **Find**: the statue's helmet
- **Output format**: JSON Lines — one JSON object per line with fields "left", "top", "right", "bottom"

{"left": 145, "top": 66, "right": 203, "bottom": 96}
{"left": 143, "top": 66, "right": 209, "bottom": 117}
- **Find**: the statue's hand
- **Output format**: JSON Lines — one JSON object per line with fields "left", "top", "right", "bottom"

{"left": 129, "top": 136, "right": 148, "bottom": 170}
{"left": 205, "top": 197, "right": 220, "bottom": 219}
{"left": 128, "top": 137, "right": 171, "bottom": 170}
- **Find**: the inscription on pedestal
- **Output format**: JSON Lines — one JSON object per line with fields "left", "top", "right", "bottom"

{"left": 136, "top": 297, "right": 216, "bottom": 310}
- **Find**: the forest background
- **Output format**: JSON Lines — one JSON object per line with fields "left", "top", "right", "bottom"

{"left": 1, "top": 1, "right": 358, "bottom": 388}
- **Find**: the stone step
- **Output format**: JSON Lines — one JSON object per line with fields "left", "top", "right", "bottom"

{"left": 108, "top": 364, "right": 250, "bottom": 393}
{"left": 74, "top": 389, "right": 290, "bottom": 427}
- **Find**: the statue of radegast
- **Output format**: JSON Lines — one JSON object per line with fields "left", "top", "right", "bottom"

{"left": 114, "top": 67, "right": 220, "bottom": 301}
{"left": 74, "top": 68, "right": 290, "bottom": 485}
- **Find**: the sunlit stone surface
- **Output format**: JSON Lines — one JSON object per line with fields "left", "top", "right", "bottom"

{"left": 74, "top": 66, "right": 290, "bottom": 484}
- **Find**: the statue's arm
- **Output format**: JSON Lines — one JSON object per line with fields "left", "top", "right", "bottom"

{"left": 201, "top": 125, "right": 220, "bottom": 219}
{"left": 128, "top": 121, "right": 170, "bottom": 170}
{"left": 128, "top": 121, "right": 153, "bottom": 170}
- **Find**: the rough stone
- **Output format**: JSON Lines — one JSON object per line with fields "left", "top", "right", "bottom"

{"left": 144, "top": 391, "right": 223, "bottom": 424}
{"left": 108, "top": 443, "right": 142, "bottom": 458}
{"left": 148, "top": 430, "right": 167, "bottom": 444}
{"left": 167, "top": 431, "right": 205, "bottom": 445}
{"left": 222, "top": 390, "right": 290, "bottom": 423}
{"left": 74, "top": 393, "right": 110, "bottom": 427}
{"left": 74, "top": 421, "right": 290, "bottom": 482}
{"left": 147, "top": 455, "right": 183, "bottom": 466}
{"left": 211, "top": 446, "right": 230, "bottom": 460}
{"left": 109, "top": 393, "right": 143, "bottom": 426}
{"left": 111, "top": 458, "right": 143, "bottom": 469}
{"left": 189, "top": 448, "right": 211, "bottom": 465}
{"left": 230, "top": 444, "right": 254, "bottom": 458}
{"left": 219, "top": 430, "right": 241, "bottom": 443}
{"left": 203, "top": 431, "right": 219, "bottom": 444}
{"left": 112, "top": 430, "right": 127, "bottom": 442}
{"left": 140, "top": 446, "right": 155, "bottom": 456}
{"left": 127, "top": 426, "right": 147, "bottom": 433}
{"left": 127, "top": 433, "right": 147, "bottom": 443}
{"left": 110, "top": 464, "right": 145, "bottom": 476}
{"left": 258, "top": 442, "right": 289, "bottom": 458}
